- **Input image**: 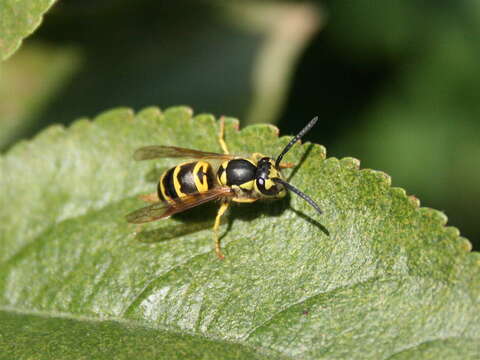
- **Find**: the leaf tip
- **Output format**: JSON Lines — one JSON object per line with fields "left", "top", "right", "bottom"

{"left": 360, "top": 168, "right": 392, "bottom": 187}
{"left": 95, "top": 107, "right": 135, "bottom": 124}
{"left": 459, "top": 237, "right": 473, "bottom": 253}
{"left": 408, "top": 194, "right": 421, "bottom": 208}
{"left": 266, "top": 123, "right": 280, "bottom": 137}
{"left": 164, "top": 106, "right": 194, "bottom": 121}
{"left": 340, "top": 157, "right": 361, "bottom": 170}
{"left": 137, "top": 106, "right": 163, "bottom": 121}
{"left": 390, "top": 186, "right": 407, "bottom": 199}
{"left": 418, "top": 207, "right": 448, "bottom": 226}
{"left": 219, "top": 116, "right": 240, "bottom": 132}
{"left": 444, "top": 228, "right": 472, "bottom": 253}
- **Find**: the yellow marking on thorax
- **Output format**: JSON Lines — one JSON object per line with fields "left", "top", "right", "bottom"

{"left": 264, "top": 179, "right": 275, "bottom": 190}
{"left": 245, "top": 157, "right": 259, "bottom": 167}
{"left": 269, "top": 167, "right": 281, "bottom": 178}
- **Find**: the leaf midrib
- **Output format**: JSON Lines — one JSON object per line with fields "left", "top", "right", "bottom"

{"left": 4, "top": 269, "right": 475, "bottom": 359}
{"left": 0, "top": 306, "right": 290, "bottom": 359}
{"left": 4, "top": 204, "right": 475, "bottom": 343}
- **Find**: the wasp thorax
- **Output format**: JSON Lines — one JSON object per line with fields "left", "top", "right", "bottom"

{"left": 217, "top": 159, "right": 256, "bottom": 190}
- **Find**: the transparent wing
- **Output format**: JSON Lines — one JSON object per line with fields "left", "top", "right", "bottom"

{"left": 126, "top": 187, "right": 234, "bottom": 223}
{"left": 133, "top": 146, "right": 235, "bottom": 161}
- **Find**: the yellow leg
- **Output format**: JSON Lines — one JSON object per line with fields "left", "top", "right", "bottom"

{"left": 218, "top": 117, "right": 230, "bottom": 155}
{"left": 213, "top": 201, "right": 230, "bottom": 259}
{"left": 232, "top": 197, "right": 257, "bottom": 203}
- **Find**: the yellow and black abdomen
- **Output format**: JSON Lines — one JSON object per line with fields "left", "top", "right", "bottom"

{"left": 158, "top": 161, "right": 215, "bottom": 202}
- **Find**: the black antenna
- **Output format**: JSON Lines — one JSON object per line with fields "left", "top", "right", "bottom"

{"left": 272, "top": 178, "right": 322, "bottom": 215}
{"left": 275, "top": 116, "right": 319, "bottom": 169}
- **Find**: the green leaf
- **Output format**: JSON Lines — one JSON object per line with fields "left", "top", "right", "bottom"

{"left": 0, "top": 310, "right": 272, "bottom": 359}
{"left": 0, "top": 0, "right": 56, "bottom": 61}
{"left": 0, "top": 106, "right": 478, "bottom": 359}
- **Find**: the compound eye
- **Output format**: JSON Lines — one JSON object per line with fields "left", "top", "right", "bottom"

{"left": 256, "top": 177, "right": 279, "bottom": 195}
{"left": 256, "top": 177, "right": 266, "bottom": 192}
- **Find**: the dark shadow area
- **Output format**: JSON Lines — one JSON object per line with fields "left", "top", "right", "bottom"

{"left": 228, "top": 195, "right": 329, "bottom": 237}
{"left": 278, "top": 26, "right": 399, "bottom": 158}
{"left": 136, "top": 199, "right": 290, "bottom": 244}
{"left": 135, "top": 193, "right": 328, "bottom": 244}
{"left": 15, "top": 0, "right": 260, "bottom": 148}
{"left": 135, "top": 202, "right": 218, "bottom": 243}
{"left": 289, "top": 207, "right": 330, "bottom": 237}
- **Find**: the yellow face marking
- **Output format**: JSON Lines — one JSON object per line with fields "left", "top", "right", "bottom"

{"left": 193, "top": 161, "right": 210, "bottom": 192}
{"left": 267, "top": 159, "right": 282, "bottom": 180}
{"left": 264, "top": 179, "right": 275, "bottom": 190}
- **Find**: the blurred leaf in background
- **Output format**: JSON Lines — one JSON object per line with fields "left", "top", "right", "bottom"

{"left": 0, "top": 0, "right": 56, "bottom": 60}
{"left": 1, "top": 0, "right": 479, "bottom": 250}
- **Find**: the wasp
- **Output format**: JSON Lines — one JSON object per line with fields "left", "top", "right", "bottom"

{"left": 127, "top": 116, "right": 322, "bottom": 259}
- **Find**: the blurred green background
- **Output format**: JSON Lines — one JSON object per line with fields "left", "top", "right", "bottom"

{"left": 1, "top": 0, "right": 479, "bottom": 250}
